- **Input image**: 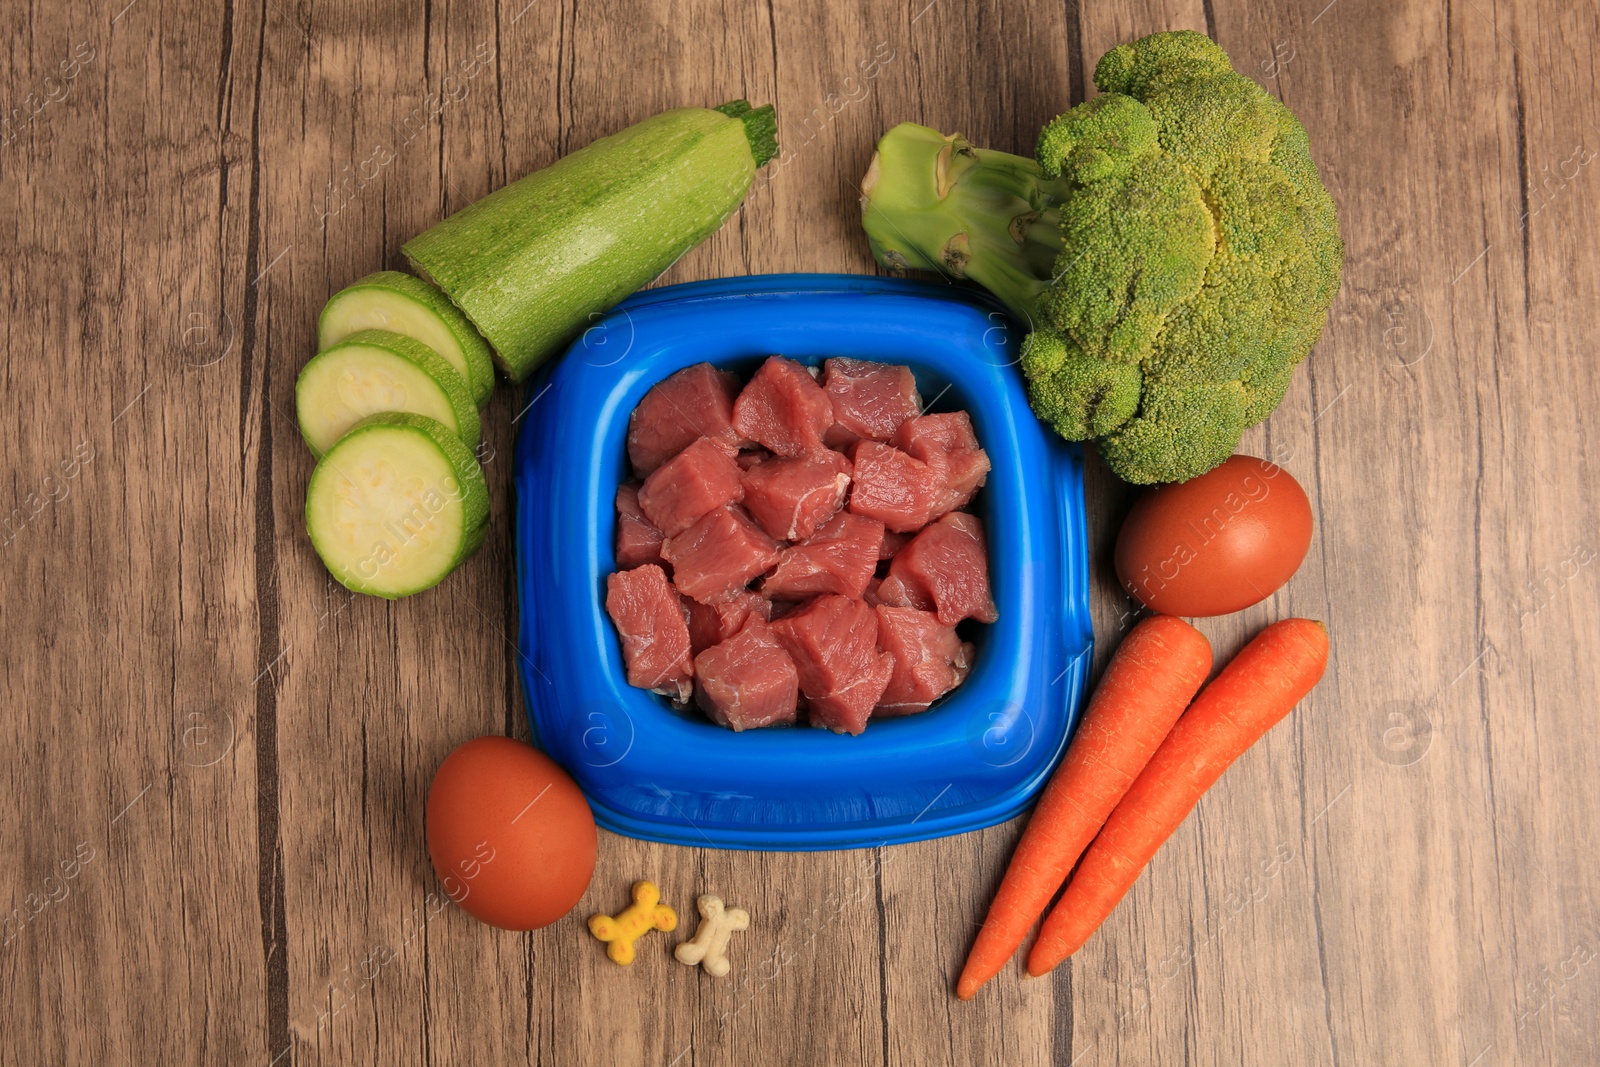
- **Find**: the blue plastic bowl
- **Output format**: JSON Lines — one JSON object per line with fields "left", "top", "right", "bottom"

{"left": 514, "top": 274, "right": 1092, "bottom": 850}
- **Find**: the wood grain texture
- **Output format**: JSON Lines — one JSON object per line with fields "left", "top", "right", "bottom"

{"left": 1, "top": 0, "right": 1596, "bottom": 1064}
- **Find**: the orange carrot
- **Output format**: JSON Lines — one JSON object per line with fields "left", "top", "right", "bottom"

{"left": 1026, "top": 618, "right": 1329, "bottom": 976}
{"left": 955, "top": 615, "right": 1212, "bottom": 1000}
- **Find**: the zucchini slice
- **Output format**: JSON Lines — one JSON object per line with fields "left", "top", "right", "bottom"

{"left": 296, "top": 329, "right": 480, "bottom": 458}
{"left": 318, "top": 271, "right": 496, "bottom": 406}
{"left": 305, "top": 413, "right": 489, "bottom": 599}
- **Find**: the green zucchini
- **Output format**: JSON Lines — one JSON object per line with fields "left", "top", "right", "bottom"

{"left": 296, "top": 329, "right": 480, "bottom": 458}
{"left": 305, "top": 413, "right": 489, "bottom": 599}
{"left": 402, "top": 100, "right": 778, "bottom": 381}
{"left": 318, "top": 271, "right": 496, "bottom": 406}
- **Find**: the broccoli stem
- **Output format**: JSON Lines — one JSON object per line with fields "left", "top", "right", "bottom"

{"left": 859, "top": 123, "right": 1075, "bottom": 327}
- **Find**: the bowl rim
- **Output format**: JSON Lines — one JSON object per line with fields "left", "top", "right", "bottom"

{"left": 514, "top": 273, "right": 1093, "bottom": 850}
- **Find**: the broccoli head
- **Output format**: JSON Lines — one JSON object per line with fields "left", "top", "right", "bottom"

{"left": 859, "top": 30, "right": 1343, "bottom": 484}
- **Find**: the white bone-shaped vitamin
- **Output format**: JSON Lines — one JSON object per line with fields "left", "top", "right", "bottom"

{"left": 674, "top": 893, "right": 749, "bottom": 978}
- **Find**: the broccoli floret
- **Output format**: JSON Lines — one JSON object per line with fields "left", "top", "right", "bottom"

{"left": 859, "top": 30, "right": 1344, "bottom": 484}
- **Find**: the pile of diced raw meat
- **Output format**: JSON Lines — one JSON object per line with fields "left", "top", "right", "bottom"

{"left": 604, "top": 357, "right": 996, "bottom": 735}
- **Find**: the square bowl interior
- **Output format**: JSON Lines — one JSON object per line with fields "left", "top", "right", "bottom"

{"left": 514, "top": 274, "right": 1092, "bottom": 850}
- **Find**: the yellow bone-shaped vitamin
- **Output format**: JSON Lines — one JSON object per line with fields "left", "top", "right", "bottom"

{"left": 588, "top": 880, "right": 677, "bottom": 965}
{"left": 674, "top": 893, "right": 749, "bottom": 978}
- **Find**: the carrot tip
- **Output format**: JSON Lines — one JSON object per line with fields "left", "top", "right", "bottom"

{"left": 1026, "top": 951, "right": 1062, "bottom": 977}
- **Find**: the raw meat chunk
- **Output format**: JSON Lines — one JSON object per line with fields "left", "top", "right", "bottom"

{"left": 694, "top": 619, "right": 800, "bottom": 731}
{"left": 872, "top": 571, "right": 934, "bottom": 612}
{"left": 627, "top": 363, "right": 744, "bottom": 475}
{"left": 883, "top": 512, "right": 998, "bottom": 626}
{"left": 824, "top": 357, "right": 921, "bottom": 441}
{"left": 892, "top": 412, "right": 991, "bottom": 516}
{"left": 685, "top": 589, "right": 770, "bottom": 656}
{"left": 878, "top": 528, "right": 910, "bottom": 561}
{"left": 638, "top": 436, "right": 745, "bottom": 537}
{"left": 822, "top": 423, "right": 860, "bottom": 450}
{"left": 847, "top": 440, "right": 941, "bottom": 533}
{"left": 763, "top": 511, "right": 883, "bottom": 600}
{"left": 604, "top": 565, "right": 693, "bottom": 701}
{"left": 731, "top": 356, "right": 834, "bottom": 457}
{"left": 740, "top": 450, "right": 852, "bottom": 542}
{"left": 662, "top": 506, "right": 783, "bottom": 604}
{"left": 615, "top": 484, "right": 666, "bottom": 570}
{"left": 875, "top": 606, "right": 974, "bottom": 715}
{"left": 770, "top": 595, "right": 893, "bottom": 735}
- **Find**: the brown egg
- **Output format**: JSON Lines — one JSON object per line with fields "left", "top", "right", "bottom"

{"left": 426, "top": 737, "right": 597, "bottom": 930}
{"left": 1114, "top": 455, "right": 1313, "bottom": 617}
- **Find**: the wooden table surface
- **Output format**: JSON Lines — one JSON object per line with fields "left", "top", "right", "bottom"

{"left": 5, "top": 0, "right": 1597, "bottom": 1063}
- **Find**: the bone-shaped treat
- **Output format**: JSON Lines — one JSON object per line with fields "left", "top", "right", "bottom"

{"left": 673, "top": 893, "right": 749, "bottom": 978}
{"left": 588, "top": 880, "right": 677, "bottom": 965}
